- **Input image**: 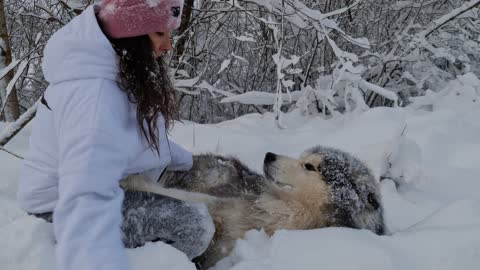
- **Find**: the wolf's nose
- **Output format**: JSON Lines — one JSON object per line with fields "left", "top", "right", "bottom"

{"left": 264, "top": 152, "right": 276, "bottom": 163}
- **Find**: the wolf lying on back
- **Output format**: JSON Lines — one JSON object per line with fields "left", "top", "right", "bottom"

{"left": 121, "top": 146, "right": 385, "bottom": 269}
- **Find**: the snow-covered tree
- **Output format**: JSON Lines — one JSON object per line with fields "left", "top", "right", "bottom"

{"left": 0, "top": 0, "right": 19, "bottom": 121}
{"left": 1, "top": 0, "right": 479, "bottom": 142}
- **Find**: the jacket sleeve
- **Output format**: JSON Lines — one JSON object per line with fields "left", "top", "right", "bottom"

{"left": 167, "top": 140, "right": 193, "bottom": 171}
{"left": 53, "top": 81, "right": 131, "bottom": 270}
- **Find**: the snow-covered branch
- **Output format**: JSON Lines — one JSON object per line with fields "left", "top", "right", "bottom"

{"left": 0, "top": 99, "right": 38, "bottom": 147}
{"left": 221, "top": 91, "right": 304, "bottom": 105}
{"left": 418, "top": 0, "right": 480, "bottom": 38}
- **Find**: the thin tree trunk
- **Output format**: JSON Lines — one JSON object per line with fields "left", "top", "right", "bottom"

{"left": 175, "top": 0, "right": 194, "bottom": 60}
{"left": 0, "top": 0, "right": 19, "bottom": 121}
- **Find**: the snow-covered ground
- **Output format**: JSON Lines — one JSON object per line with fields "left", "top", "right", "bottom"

{"left": 1, "top": 76, "right": 480, "bottom": 270}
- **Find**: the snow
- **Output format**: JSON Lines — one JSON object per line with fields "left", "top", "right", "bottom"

{"left": 359, "top": 79, "right": 399, "bottom": 104}
{"left": 231, "top": 53, "right": 248, "bottom": 63}
{"left": 418, "top": 0, "right": 480, "bottom": 38}
{"left": 64, "top": 1, "right": 87, "bottom": 9}
{"left": 146, "top": 0, "right": 162, "bottom": 8}
{"left": 1, "top": 79, "right": 480, "bottom": 269}
{"left": 410, "top": 72, "right": 480, "bottom": 112}
{"left": 217, "top": 59, "right": 231, "bottom": 74}
{"left": 232, "top": 34, "right": 255, "bottom": 43}
{"left": 0, "top": 58, "right": 22, "bottom": 82}
{"left": 0, "top": 60, "right": 30, "bottom": 115}
{"left": 197, "top": 81, "right": 234, "bottom": 98}
{"left": 102, "top": 3, "right": 117, "bottom": 15}
{"left": 0, "top": 100, "right": 38, "bottom": 146}
{"left": 220, "top": 91, "right": 303, "bottom": 105}
{"left": 175, "top": 76, "right": 201, "bottom": 88}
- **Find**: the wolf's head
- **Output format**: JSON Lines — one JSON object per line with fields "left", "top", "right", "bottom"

{"left": 263, "top": 146, "right": 385, "bottom": 235}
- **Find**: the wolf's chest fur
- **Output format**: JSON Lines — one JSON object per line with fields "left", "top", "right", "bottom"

{"left": 199, "top": 183, "right": 331, "bottom": 268}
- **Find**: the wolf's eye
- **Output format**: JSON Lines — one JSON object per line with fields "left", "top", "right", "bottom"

{"left": 303, "top": 163, "right": 316, "bottom": 171}
{"left": 367, "top": 193, "right": 380, "bottom": 210}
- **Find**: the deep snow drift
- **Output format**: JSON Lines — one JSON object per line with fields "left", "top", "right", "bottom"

{"left": 1, "top": 76, "right": 480, "bottom": 270}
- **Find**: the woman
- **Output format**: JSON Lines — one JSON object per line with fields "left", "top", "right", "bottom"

{"left": 17, "top": 1, "right": 214, "bottom": 270}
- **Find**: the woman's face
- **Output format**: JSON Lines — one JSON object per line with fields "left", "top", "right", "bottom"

{"left": 148, "top": 32, "right": 172, "bottom": 58}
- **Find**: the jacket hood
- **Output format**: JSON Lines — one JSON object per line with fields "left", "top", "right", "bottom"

{"left": 42, "top": 5, "right": 118, "bottom": 84}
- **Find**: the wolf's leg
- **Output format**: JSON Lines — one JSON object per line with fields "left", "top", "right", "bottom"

{"left": 121, "top": 173, "right": 219, "bottom": 204}
{"left": 121, "top": 190, "right": 215, "bottom": 259}
{"left": 161, "top": 154, "right": 267, "bottom": 197}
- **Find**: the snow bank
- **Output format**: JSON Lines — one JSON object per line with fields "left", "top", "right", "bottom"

{"left": 410, "top": 73, "right": 480, "bottom": 112}
{"left": 1, "top": 83, "right": 480, "bottom": 269}
{"left": 215, "top": 199, "right": 480, "bottom": 270}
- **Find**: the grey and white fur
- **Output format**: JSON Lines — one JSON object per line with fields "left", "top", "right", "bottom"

{"left": 121, "top": 146, "right": 385, "bottom": 269}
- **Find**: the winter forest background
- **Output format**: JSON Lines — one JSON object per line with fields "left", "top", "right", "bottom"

{"left": 1, "top": 1, "right": 480, "bottom": 269}
{"left": 0, "top": 0, "right": 479, "bottom": 143}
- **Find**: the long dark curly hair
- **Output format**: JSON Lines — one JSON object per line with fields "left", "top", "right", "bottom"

{"left": 109, "top": 35, "right": 179, "bottom": 154}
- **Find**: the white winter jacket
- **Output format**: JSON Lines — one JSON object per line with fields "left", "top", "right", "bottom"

{"left": 17, "top": 5, "right": 192, "bottom": 270}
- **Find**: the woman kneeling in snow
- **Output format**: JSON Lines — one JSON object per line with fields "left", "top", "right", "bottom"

{"left": 17, "top": 1, "right": 214, "bottom": 269}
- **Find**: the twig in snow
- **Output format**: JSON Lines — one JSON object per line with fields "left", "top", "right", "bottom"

{"left": 0, "top": 146, "right": 23, "bottom": 159}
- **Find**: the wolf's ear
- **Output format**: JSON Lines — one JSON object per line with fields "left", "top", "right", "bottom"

{"left": 367, "top": 193, "right": 380, "bottom": 210}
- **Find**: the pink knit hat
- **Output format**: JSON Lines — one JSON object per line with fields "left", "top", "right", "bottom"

{"left": 98, "top": 0, "right": 184, "bottom": 39}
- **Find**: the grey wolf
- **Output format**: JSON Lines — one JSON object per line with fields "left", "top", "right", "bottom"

{"left": 121, "top": 146, "right": 385, "bottom": 269}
